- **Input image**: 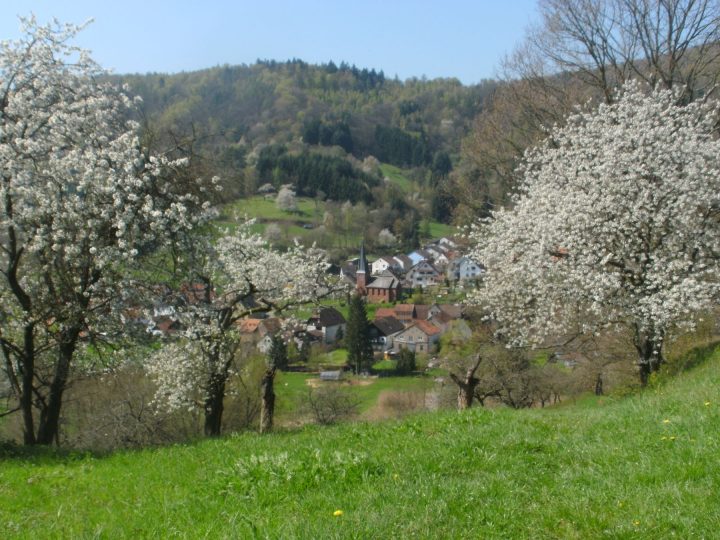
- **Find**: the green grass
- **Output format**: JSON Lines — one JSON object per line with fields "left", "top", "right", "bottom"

{"left": 223, "top": 196, "right": 321, "bottom": 223}
{"left": 372, "top": 359, "right": 396, "bottom": 371}
{"left": 314, "top": 348, "right": 349, "bottom": 366}
{"left": 426, "top": 219, "right": 457, "bottom": 238}
{"left": 379, "top": 163, "right": 414, "bottom": 192}
{"left": 3, "top": 345, "right": 720, "bottom": 538}
{"left": 274, "top": 371, "right": 313, "bottom": 419}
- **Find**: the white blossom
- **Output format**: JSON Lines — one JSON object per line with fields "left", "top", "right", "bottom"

{"left": 469, "top": 82, "right": 720, "bottom": 370}
{"left": 0, "top": 17, "right": 206, "bottom": 443}
{"left": 147, "top": 222, "right": 336, "bottom": 419}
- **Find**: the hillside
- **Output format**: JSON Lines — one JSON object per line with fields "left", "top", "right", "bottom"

{"left": 115, "top": 61, "right": 496, "bottom": 162}
{"left": 2, "top": 345, "right": 719, "bottom": 538}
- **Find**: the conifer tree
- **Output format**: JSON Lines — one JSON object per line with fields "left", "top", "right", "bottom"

{"left": 345, "top": 295, "right": 373, "bottom": 374}
{"left": 268, "top": 334, "right": 289, "bottom": 371}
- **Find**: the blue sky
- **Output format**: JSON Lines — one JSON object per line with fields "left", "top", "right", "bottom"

{"left": 1, "top": 1, "right": 540, "bottom": 84}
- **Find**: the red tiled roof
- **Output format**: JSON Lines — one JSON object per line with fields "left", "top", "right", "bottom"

{"left": 413, "top": 319, "right": 441, "bottom": 336}
{"left": 374, "top": 308, "right": 396, "bottom": 319}
{"left": 238, "top": 318, "right": 262, "bottom": 333}
{"left": 414, "top": 305, "right": 430, "bottom": 320}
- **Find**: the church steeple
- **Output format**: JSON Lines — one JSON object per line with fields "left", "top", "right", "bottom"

{"left": 356, "top": 243, "right": 368, "bottom": 292}
{"left": 358, "top": 243, "right": 368, "bottom": 274}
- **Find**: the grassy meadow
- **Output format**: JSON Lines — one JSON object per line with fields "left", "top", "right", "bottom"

{"left": 2, "top": 345, "right": 719, "bottom": 538}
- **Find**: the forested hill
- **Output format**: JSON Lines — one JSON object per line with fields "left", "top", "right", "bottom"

{"left": 111, "top": 60, "right": 496, "bottom": 175}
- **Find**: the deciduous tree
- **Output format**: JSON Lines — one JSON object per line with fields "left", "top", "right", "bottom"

{"left": 0, "top": 18, "right": 203, "bottom": 445}
{"left": 470, "top": 82, "right": 720, "bottom": 385}
{"left": 461, "top": 0, "right": 720, "bottom": 204}
{"left": 147, "top": 226, "right": 332, "bottom": 436}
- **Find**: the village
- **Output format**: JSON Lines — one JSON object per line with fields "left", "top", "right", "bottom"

{"left": 146, "top": 236, "right": 483, "bottom": 376}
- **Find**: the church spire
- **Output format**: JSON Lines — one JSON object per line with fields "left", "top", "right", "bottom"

{"left": 358, "top": 243, "right": 368, "bottom": 274}
{"left": 356, "top": 243, "right": 368, "bottom": 293}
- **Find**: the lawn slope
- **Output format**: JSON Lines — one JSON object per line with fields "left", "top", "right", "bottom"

{"left": 2, "top": 346, "right": 719, "bottom": 539}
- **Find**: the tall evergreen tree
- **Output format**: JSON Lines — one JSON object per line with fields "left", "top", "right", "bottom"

{"left": 268, "top": 334, "right": 289, "bottom": 370}
{"left": 346, "top": 295, "right": 374, "bottom": 374}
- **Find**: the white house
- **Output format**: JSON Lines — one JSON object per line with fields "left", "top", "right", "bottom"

{"left": 392, "top": 254, "right": 414, "bottom": 272}
{"left": 306, "top": 307, "right": 347, "bottom": 344}
{"left": 437, "top": 237, "right": 458, "bottom": 249}
{"left": 448, "top": 256, "right": 484, "bottom": 281}
{"left": 371, "top": 256, "right": 398, "bottom": 275}
{"left": 405, "top": 260, "right": 443, "bottom": 288}
{"left": 423, "top": 245, "right": 450, "bottom": 267}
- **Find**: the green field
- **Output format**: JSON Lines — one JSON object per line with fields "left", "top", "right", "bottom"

{"left": 379, "top": 163, "right": 414, "bottom": 192}
{"left": 274, "top": 369, "right": 432, "bottom": 420}
{"left": 3, "top": 344, "right": 719, "bottom": 538}
{"left": 217, "top": 171, "right": 458, "bottom": 249}
{"left": 223, "top": 196, "right": 321, "bottom": 224}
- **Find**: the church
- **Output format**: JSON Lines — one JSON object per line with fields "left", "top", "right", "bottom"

{"left": 355, "top": 244, "right": 402, "bottom": 303}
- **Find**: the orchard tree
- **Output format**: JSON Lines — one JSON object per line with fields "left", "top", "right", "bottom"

{"left": 147, "top": 224, "right": 332, "bottom": 436}
{"left": 470, "top": 82, "right": 720, "bottom": 385}
{"left": 276, "top": 185, "right": 298, "bottom": 212}
{"left": 0, "top": 18, "right": 204, "bottom": 445}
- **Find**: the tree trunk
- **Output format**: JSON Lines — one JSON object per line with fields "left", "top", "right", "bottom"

{"left": 450, "top": 355, "right": 482, "bottom": 411}
{"left": 204, "top": 373, "right": 226, "bottom": 437}
{"left": 594, "top": 373, "right": 604, "bottom": 396}
{"left": 19, "top": 324, "right": 36, "bottom": 445}
{"left": 259, "top": 366, "right": 276, "bottom": 434}
{"left": 634, "top": 328, "right": 665, "bottom": 387}
{"left": 36, "top": 328, "right": 79, "bottom": 445}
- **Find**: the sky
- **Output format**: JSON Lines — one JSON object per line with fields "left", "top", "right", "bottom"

{"left": 1, "top": 1, "right": 540, "bottom": 84}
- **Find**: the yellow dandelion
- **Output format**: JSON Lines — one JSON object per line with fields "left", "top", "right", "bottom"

{"left": 704, "top": 401, "right": 711, "bottom": 407}
{"left": 670, "top": 436, "right": 676, "bottom": 441}
{"left": 661, "top": 436, "right": 667, "bottom": 440}
{"left": 662, "top": 419, "right": 670, "bottom": 424}
{"left": 633, "top": 520, "right": 640, "bottom": 527}
{"left": 333, "top": 510, "right": 343, "bottom": 517}
{"left": 392, "top": 473, "right": 399, "bottom": 480}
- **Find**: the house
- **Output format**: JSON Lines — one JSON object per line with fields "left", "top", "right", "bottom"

{"left": 151, "top": 316, "right": 182, "bottom": 336}
{"left": 340, "top": 263, "right": 357, "bottom": 286}
{"left": 256, "top": 319, "right": 283, "bottom": 353}
{"left": 180, "top": 282, "right": 215, "bottom": 305}
{"left": 356, "top": 245, "right": 402, "bottom": 303}
{"left": 393, "top": 320, "right": 442, "bottom": 353}
{"left": 374, "top": 307, "right": 397, "bottom": 319}
{"left": 371, "top": 256, "right": 398, "bottom": 275}
{"left": 405, "top": 260, "right": 443, "bottom": 288}
{"left": 447, "top": 256, "right": 484, "bottom": 282}
{"left": 406, "top": 250, "right": 427, "bottom": 271}
{"left": 428, "top": 303, "right": 462, "bottom": 320}
{"left": 392, "top": 254, "right": 414, "bottom": 272}
{"left": 393, "top": 304, "right": 417, "bottom": 324}
{"left": 423, "top": 245, "right": 450, "bottom": 266}
{"left": 437, "top": 237, "right": 458, "bottom": 249}
{"left": 369, "top": 316, "right": 405, "bottom": 351}
{"left": 306, "top": 307, "right": 346, "bottom": 344}
{"left": 239, "top": 317, "right": 283, "bottom": 352}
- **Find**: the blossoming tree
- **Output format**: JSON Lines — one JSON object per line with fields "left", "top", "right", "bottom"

{"left": 147, "top": 225, "right": 333, "bottom": 436}
{"left": 0, "top": 18, "right": 203, "bottom": 444}
{"left": 470, "top": 82, "right": 720, "bottom": 385}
